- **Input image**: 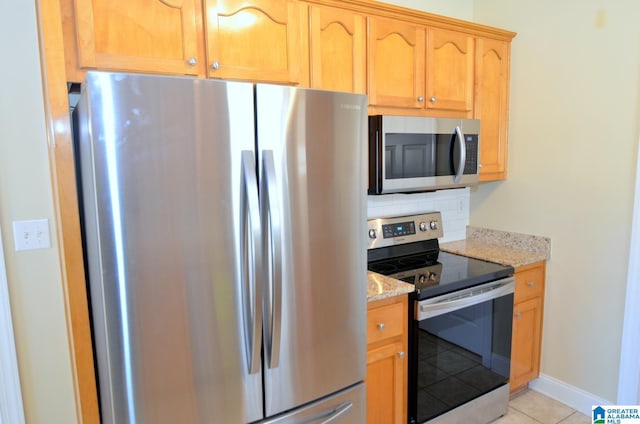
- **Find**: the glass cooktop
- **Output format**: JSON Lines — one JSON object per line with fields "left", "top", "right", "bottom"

{"left": 367, "top": 249, "right": 514, "bottom": 300}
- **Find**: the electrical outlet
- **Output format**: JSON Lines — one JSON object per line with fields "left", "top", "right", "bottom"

{"left": 12, "top": 219, "right": 51, "bottom": 251}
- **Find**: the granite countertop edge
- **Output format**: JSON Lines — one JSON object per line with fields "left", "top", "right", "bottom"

{"left": 367, "top": 271, "right": 414, "bottom": 302}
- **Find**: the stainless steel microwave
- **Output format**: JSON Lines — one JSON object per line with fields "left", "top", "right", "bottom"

{"left": 368, "top": 115, "right": 480, "bottom": 194}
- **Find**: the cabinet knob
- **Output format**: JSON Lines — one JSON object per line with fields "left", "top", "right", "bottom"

{"left": 430, "top": 96, "right": 437, "bottom": 103}
{"left": 211, "top": 61, "right": 220, "bottom": 70}
{"left": 377, "top": 323, "right": 385, "bottom": 330}
{"left": 515, "top": 312, "right": 521, "bottom": 319}
{"left": 527, "top": 281, "right": 535, "bottom": 287}
{"left": 188, "top": 57, "right": 198, "bottom": 66}
{"left": 397, "top": 351, "right": 405, "bottom": 358}
{"left": 417, "top": 96, "right": 424, "bottom": 102}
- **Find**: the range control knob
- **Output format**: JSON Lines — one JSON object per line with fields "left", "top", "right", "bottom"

{"left": 368, "top": 228, "right": 378, "bottom": 239}
{"left": 419, "top": 222, "right": 428, "bottom": 232}
{"left": 429, "top": 220, "right": 439, "bottom": 230}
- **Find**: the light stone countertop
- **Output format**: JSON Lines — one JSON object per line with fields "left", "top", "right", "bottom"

{"left": 366, "top": 226, "right": 550, "bottom": 301}
{"left": 367, "top": 271, "right": 414, "bottom": 302}
{"left": 440, "top": 226, "right": 551, "bottom": 268}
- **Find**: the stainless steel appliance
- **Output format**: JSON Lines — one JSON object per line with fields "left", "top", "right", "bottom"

{"left": 368, "top": 116, "right": 480, "bottom": 194}
{"left": 367, "top": 213, "right": 514, "bottom": 424}
{"left": 74, "top": 71, "right": 368, "bottom": 424}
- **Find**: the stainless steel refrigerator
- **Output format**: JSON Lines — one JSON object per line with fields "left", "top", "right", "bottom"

{"left": 74, "top": 71, "right": 368, "bottom": 423}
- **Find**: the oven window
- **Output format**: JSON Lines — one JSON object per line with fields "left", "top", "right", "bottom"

{"left": 414, "top": 293, "right": 513, "bottom": 423}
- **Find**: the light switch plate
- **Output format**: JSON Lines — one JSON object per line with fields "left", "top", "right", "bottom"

{"left": 12, "top": 219, "right": 51, "bottom": 251}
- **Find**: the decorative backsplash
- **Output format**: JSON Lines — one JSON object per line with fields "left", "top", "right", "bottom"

{"left": 366, "top": 188, "right": 470, "bottom": 242}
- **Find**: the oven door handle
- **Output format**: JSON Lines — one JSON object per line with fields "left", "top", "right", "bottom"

{"left": 416, "top": 278, "right": 514, "bottom": 320}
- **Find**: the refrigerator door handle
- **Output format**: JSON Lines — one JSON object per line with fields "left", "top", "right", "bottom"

{"left": 241, "top": 150, "right": 263, "bottom": 374}
{"left": 261, "top": 150, "right": 282, "bottom": 369}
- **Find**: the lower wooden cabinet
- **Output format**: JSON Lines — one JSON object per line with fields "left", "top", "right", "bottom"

{"left": 510, "top": 261, "right": 546, "bottom": 393}
{"left": 366, "top": 295, "right": 408, "bottom": 424}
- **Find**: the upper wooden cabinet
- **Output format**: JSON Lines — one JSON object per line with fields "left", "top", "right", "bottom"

{"left": 368, "top": 20, "right": 475, "bottom": 116}
{"left": 66, "top": 0, "right": 303, "bottom": 84}
{"left": 72, "top": 0, "right": 206, "bottom": 76}
{"left": 306, "top": 4, "right": 366, "bottom": 93}
{"left": 426, "top": 28, "right": 474, "bottom": 114}
{"left": 475, "top": 37, "right": 511, "bottom": 181}
{"left": 205, "top": 0, "right": 302, "bottom": 83}
{"left": 367, "top": 16, "right": 425, "bottom": 109}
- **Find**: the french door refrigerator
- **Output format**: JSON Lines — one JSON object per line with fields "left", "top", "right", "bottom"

{"left": 74, "top": 71, "right": 368, "bottom": 424}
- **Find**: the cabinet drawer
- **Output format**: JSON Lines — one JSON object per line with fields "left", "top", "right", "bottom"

{"left": 367, "top": 302, "right": 404, "bottom": 345}
{"left": 514, "top": 264, "right": 545, "bottom": 303}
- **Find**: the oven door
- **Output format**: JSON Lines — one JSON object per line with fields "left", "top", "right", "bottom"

{"left": 409, "top": 278, "right": 514, "bottom": 424}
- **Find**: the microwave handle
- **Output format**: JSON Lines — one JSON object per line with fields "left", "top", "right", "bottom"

{"left": 454, "top": 126, "right": 466, "bottom": 183}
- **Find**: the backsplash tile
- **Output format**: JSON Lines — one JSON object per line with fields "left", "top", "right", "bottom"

{"left": 367, "top": 188, "right": 469, "bottom": 242}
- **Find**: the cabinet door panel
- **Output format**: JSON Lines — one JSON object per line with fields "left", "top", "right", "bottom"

{"left": 510, "top": 297, "right": 542, "bottom": 391}
{"left": 74, "top": 0, "right": 203, "bottom": 75}
{"left": 426, "top": 28, "right": 474, "bottom": 112}
{"left": 476, "top": 38, "right": 511, "bottom": 181}
{"left": 366, "top": 341, "right": 404, "bottom": 424}
{"left": 309, "top": 5, "right": 366, "bottom": 93}
{"left": 368, "top": 17, "right": 425, "bottom": 108}
{"left": 206, "top": 0, "right": 301, "bottom": 83}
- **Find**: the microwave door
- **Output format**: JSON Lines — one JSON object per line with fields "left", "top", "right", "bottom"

{"left": 384, "top": 133, "right": 436, "bottom": 180}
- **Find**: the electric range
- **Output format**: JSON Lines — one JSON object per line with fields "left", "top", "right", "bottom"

{"left": 367, "top": 212, "right": 515, "bottom": 424}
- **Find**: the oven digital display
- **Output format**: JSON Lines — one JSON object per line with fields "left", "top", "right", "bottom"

{"left": 382, "top": 221, "right": 416, "bottom": 238}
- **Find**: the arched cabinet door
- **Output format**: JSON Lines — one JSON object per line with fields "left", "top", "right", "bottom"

{"left": 205, "top": 0, "right": 302, "bottom": 84}
{"left": 368, "top": 16, "right": 426, "bottom": 109}
{"left": 73, "top": 0, "right": 205, "bottom": 76}
{"left": 476, "top": 37, "right": 511, "bottom": 181}
{"left": 308, "top": 4, "right": 366, "bottom": 94}
{"left": 426, "top": 27, "right": 474, "bottom": 113}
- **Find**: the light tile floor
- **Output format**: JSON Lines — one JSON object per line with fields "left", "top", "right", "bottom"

{"left": 494, "top": 390, "right": 591, "bottom": 424}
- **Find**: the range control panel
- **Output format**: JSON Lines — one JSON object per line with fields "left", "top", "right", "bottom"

{"left": 367, "top": 212, "right": 444, "bottom": 250}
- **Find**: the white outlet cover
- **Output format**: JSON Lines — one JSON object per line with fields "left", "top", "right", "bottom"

{"left": 12, "top": 219, "right": 51, "bottom": 251}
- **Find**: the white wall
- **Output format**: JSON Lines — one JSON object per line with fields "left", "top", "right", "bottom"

{"left": 0, "top": 2, "right": 79, "bottom": 423}
{"left": 472, "top": 0, "right": 640, "bottom": 402}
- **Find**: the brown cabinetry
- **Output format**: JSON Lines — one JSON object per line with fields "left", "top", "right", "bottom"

{"left": 66, "top": 0, "right": 302, "bottom": 84}
{"left": 367, "top": 16, "right": 425, "bottom": 109}
{"left": 306, "top": 4, "right": 366, "bottom": 93}
{"left": 475, "top": 37, "right": 511, "bottom": 181}
{"left": 70, "top": 0, "right": 206, "bottom": 76}
{"left": 426, "top": 27, "right": 474, "bottom": 114}
{"left": 366, "top": 295, "right": 408, "bottom": 424}
{"left": 368, "top": 21, "right": 474, "bottom": 117}
{"left": 205, "top": 0, "right": 302, "bottom": 83}
{"left": 510, "top": 261, "right": 546, "bottom": 393}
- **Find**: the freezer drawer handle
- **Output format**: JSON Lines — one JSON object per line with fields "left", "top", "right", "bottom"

{"left": 261, "top": 150, "right": 282, "bottom": 369}
{"left": 315, "top": 401, "right": 353, "bottom": 424}
{"left": 241, "top": 150, "right": 263, "bottom": 374}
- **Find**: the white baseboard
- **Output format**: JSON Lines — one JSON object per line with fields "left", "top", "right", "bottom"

{"left": 529, "top": 373, "right": 612, "bottom": 416}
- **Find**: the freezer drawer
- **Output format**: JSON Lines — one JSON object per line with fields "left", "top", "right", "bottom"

{"left": 262, "top": 382, "right": 365, "bottom": 424}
